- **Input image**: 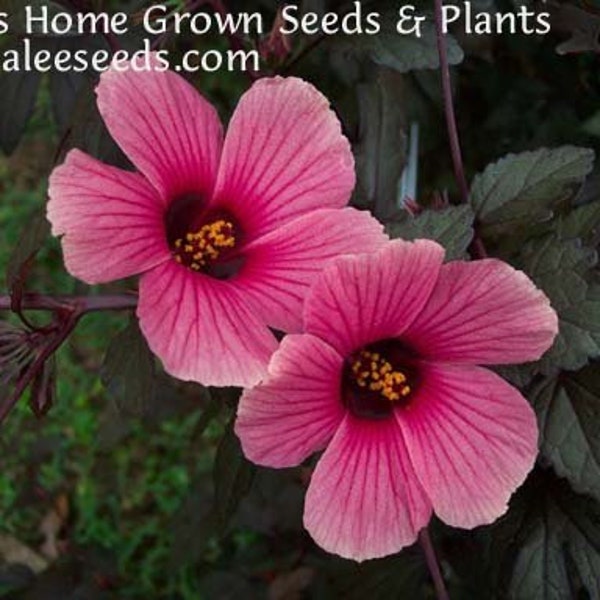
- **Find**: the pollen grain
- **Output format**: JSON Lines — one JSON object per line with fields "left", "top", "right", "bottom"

{"left": 351, "top": 350, "right": 411, "bottom": 402}
{"left": 172, "top": 219, "right": 235, "bottom": 271}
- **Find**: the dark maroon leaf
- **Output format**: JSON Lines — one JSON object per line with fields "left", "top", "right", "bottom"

{"left": 6, "top": 211, "right": 50, "bottom": 301}
{"left": 59, "top": 83, "right": 128, "bottom": 167}
{"left": 214, "top": 421, "right": 256, "bottom": 531}
{"left": 169, "top": 473, "right": 217, "bottom": 567}
{"left": 101, "top": 320, "right": 156, "bottom": 418}
{"left": 0, "top": 44, "right": 42, "bottom": 155}
{"left": 29, "top": 355, "right": 56, "bottom": 418}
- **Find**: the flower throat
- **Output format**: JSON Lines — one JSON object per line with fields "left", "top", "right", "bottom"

{"left": 342, "top": 340, "right": 418, "bottom": 421}
{"left": 351, "top": 350, "right": 411, "bottom": 402}
{"left": 172, "top": 219, "right": 236, "bottom": 272}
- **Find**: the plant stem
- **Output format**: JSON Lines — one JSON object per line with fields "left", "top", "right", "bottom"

{"left": 433, "top": 0, "right": 469, "bottom": 205}
{"left": 419, "top": 528, "right": 450, "bottom": 600}
{"left": 0, "top": 294, "right": 138, "bottom": 314}
{"left": 433, "top": 0, "right": 489, "bottom": 260}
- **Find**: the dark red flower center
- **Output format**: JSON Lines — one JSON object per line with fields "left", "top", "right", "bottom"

{"left": 172, "top": 219, "right": 236, "bottom": 272}
{"left": 165, "top": 193, "right": 244, "bottom": 278}
{"left": 342, "top": 339, "right": 420, "bottom": 420}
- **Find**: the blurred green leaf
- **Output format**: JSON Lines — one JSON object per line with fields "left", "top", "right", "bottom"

{"left": 101, "top": 320, "right": 156, "bottom": 418}
{"left": 532, "top": 364, "right": 600, "bottom": 502}
{"left": 387, "top": 205, "right": 474, "bottom": 259}
{"left": 471, "top": 146, "right": 595, "bottom": 234}
{"left": 518, "top": 234, "right": 600, "bottom": 373}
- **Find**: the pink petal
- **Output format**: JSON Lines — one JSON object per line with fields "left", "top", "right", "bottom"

{"left": 96, "top": 57, "right": 223, "bottom": 201}
{"left": 212, "top": 77, "right": 355, "bottom": 240}
{"left": 398, "top": 363, "right": 538, "bottom": 528}
{"left": 304, "top": 414, "right": 432, "bottom": 562}
{"left": 235, "top": 334, "right": 345, "bottom": 467}
{"left": 137, "top": 261, "right": 278, "bottom": 387}
{"left": 47, "top": 149, "right": 169, "bottom": 284}
{"left": 304, "top": 239, "right": 445, "bottom": 357}
{"left": 404, "top": 259, "right": 558, "bottom": 364}
{"left": 236, "top": 208, "right": 387, "bottom": 332}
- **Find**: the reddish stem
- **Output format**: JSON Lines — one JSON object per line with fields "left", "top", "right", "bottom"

{"left": 433, "top": 0, "right": 470, "bottom": 205}
{"left": 0, "top": 294, "right": 138, "bottom": 314}
{"left": 433, "top": 0, "right": 488, "bottom": 260}
{"left": 419, "top": 528, "right": 450, "bottom": 600}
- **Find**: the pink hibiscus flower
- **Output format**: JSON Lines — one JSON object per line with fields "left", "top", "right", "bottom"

{"left": 47, "top": 60, "right": 387, "bottom": 387}
{"left": 235, "top": 239, "right": 558, "bottom": 561}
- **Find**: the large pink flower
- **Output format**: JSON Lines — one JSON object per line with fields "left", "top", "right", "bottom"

{"left": 235, "top": 239, "right": 558, "bottom": 561}
{"left": 47, "top": 62, "right": 387, "bottom": 387}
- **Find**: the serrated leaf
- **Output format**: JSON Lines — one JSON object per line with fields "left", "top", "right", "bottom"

{"left": 471, "top": 146, "right": 595, "bottom": 233}
{"left": 493, "top": 470, "right": 600, "bottom": 600}
{"left": 101, "top": 320, "right": 155, "bottom": 418}
{"left": 558, "top": 200, "right": 600, "bottom": 246}
{"left": 518, "top": 234, "right": 600, "bottom": 373}
{"left": 331, "top": 14, "right": 463, "bottom": 74}
{"left": 387, "top": 205, "right": 474, "bottom": 260}
{"left": 354, "top": 68, "right": 406, "bottom": 218}
{"left": 213, "top": 422, "right": 255, "bottom": 531}
{"left": 532, "top": 365, "right": 600, "bottom": 502}
{"left": 493, "top": 364, "right": 538, "bottom": 390}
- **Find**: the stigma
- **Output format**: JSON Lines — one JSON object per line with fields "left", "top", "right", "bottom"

{"left": 351, "top": 350, "right": 411, "bottom": 402}
{"left": 172, "top": 219, "right": 236, "bottom": 272}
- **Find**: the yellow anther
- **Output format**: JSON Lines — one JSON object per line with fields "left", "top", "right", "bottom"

{"left": 351, "top": 349, "right": 412, "bottom": 403}
{"left": 172, "top": 219, "right": 236, "bottom": 271}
